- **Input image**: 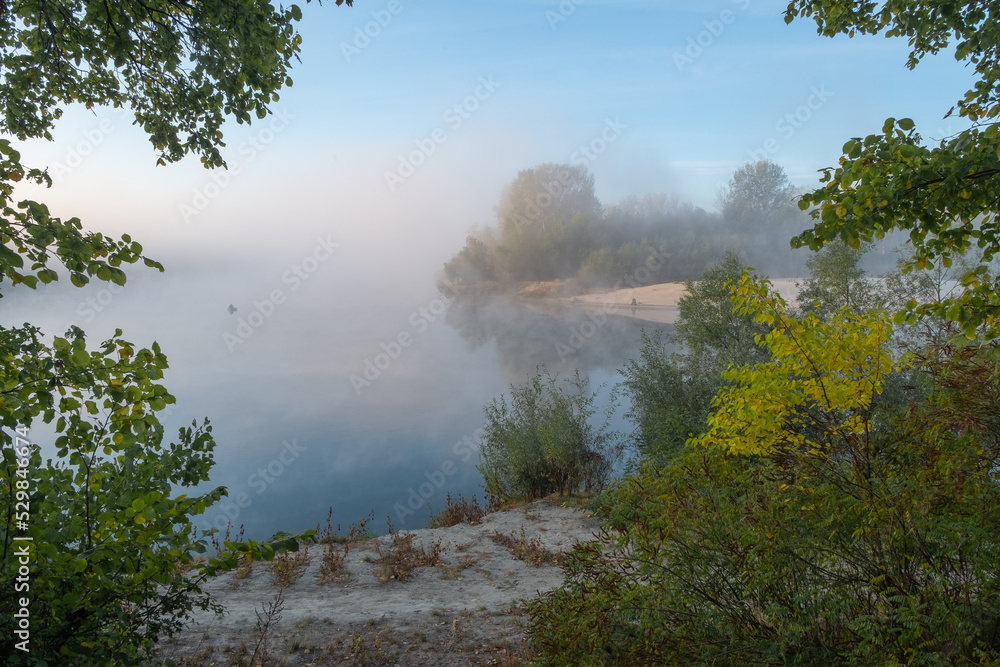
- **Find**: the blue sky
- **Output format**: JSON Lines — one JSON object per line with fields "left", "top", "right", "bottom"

{"left": 14, "top": 0, "right": 975, "bottom": 271}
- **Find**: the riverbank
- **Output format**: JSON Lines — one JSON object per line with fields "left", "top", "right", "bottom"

{"left": 155, "top": 500, "right": 600, "bottom": 666}
{"left": 528, "top": 279, "right": 801, "bottom": 325}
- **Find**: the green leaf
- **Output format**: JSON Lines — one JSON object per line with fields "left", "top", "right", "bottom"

{"left": 72, "top": 348, "right": 91, "bottom": 368}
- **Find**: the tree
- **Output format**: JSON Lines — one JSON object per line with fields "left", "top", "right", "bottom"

{"left": 674, "top": 251, "right": 770, "bottom": 372}
{"left": 695, "top": 276, "right": 897, "bottom": 457}
{"left": 619, "top": 253, "right": 769, "bottom": 463}
{"left": 619, "top": 330, "right": 717, "bottom": 463}
{"left": 496, "top": 163, "right": 601, "bottom": 236}
{"left": 1, "top": 0, "right": 354, "bottom": 662}
{"left": 717, "top": 159, "right": 795, "bottom": 227}
{"left": 2, "top": 0, "right": 356, "bottom": 294}
{"left": 785, "top": 0, "right": 1000, "bottom": 341}
{"left": 528, "top": 277, "right": 1000, "bottom": 665}
{"left": 796, "top": 238, "right": 875, "bottom": 318}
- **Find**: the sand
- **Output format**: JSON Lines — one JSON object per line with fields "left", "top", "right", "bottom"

{"left": 546, "top": 279, "right": 802, "bottom": 325}
{"left": 154, "top": 500, "right": 601, "bottom": 666}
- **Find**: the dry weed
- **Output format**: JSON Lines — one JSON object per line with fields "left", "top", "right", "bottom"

{"left": 488, "top": 527, "right": 561, "bottom": 566}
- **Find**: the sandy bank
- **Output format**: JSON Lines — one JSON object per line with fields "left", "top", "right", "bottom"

{"left": 535, "top": 279, "right": 801, "bottom": 325}
{"left": 156, "top": 500, "right": 600, "bottom": 666}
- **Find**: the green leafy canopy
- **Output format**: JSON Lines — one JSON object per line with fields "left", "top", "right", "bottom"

{"left": 785, "top": 1, "right": 1000, "bottom": 341}
{"left": 0, "top": 0, "right": 353, "bottom": 296}
{"left": 1, "top": 0, "right": 354, "bottom": 662}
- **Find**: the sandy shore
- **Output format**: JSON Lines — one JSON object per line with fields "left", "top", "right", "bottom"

{"left": 155, "top": 500, "right": 600, "bottom": 666}
{"left": 540, "top": 279, "right": 801, "bottom": 325}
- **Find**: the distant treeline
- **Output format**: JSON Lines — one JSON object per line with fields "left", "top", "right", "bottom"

{"left": 444, "top": 159, "right": 814, "bottom": 290}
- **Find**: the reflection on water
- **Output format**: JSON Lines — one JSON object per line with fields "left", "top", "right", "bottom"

{"left": 3, "top": 268, "right": 671, "bottom": 539}
{"left": 445, "top": 291, "right": 669, "bottom": 381}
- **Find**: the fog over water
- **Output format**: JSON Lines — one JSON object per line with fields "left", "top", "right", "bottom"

{"left": 1, "top": 0, "right": 976, "bottom": 542}
{"left": 1, "top": 240, "right": 668, "bottom": 538}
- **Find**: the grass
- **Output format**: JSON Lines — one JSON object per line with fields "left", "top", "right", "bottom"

{"left": 426, "top": 492, "right": 496, "bottom": 528}
{"left": 316, "top": 508, "right": 374, "bottom": 585}
{"left": 439, "top": 553, "right": 480, "bottom": 580}
{"left": 368, "top": 515, "right": 443, "bottom": 582}
{"left": 271, "top": 548, "right": 310, "bottom": 587}
{"left": 488, "top": 527, "right": 562, "bottom": 566}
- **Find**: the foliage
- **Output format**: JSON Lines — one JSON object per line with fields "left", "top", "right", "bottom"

{"left": 618, "top": 331, "right": 715, "bottom": 463}
{"left": 718, "top": 158, "right": 797, "bottom": 226}
{"left": 0, "top": 0, "right": 355, "bottom": 662}
{"left": 0, "top": 326, "right": 311, "bottom": 664}
{"left": 477, "top": 369, "right": 619, "bottom": 504}
{"left": 0, "top": 0, "right": 356, "bottom": 296}
{"left": 674, "top": 251, "right": 771, "bottom": 372}
{"left": 0, "top": 0, "right": 348, "bottom": 168}
{"left": 696, "top": 276, "right": 897, "bottom": 456}
{"left": 315, "top": 508, "right": 373, "bottom": 585}
{"left": 488, "top": 527, "right": 562, "bottom": 566}
{"left": 370, "top": 518, "right": 442, "bottom": 583}
{"left": 496, "top": 162, "right": 602, "bottom": 236}
{"left": 528, "top": 286, "right": 1000, "bottom": 665}
{"left": 270, "top": 547, "right": 311, "bottom": 587}
{"left": 443, "top": 160, "right": 811, "bottom": 291}
{"left": 619, "top": 254, "right": 767, "bottom": 462}
{"left": 785, "top": 0, "right": 1000, "bottom": 340}
{"left": 796, "top": 238, "right": 875, "bottom": 317}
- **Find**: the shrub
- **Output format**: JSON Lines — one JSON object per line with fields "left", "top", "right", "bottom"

{"left": 477, "top": 369, "right": 620, "bottom": 505}
{"left": 0, "top": 328, "right": 311, "bottom": 664}
{"left": 489, "top": 528, "right": 561, "bottom": 566}
{"left": 316, "top": 508, "right": 374, "bottom": 585}
{"left": 427, "top": 493, "right": 495, "bottom": 529}
{"left": 370, "top": 516, "right": 442, "bottom": 582}
{"left": 527, "top": 293, "right": 1000, "bottom": 665}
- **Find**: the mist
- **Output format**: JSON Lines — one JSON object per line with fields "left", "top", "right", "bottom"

{"left": 2, "top": 0, "right": 975, "bottom": 541}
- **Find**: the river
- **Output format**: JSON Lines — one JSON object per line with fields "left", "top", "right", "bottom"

{"left": 2, "top": 259, "right": 670, "bottom": 541}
